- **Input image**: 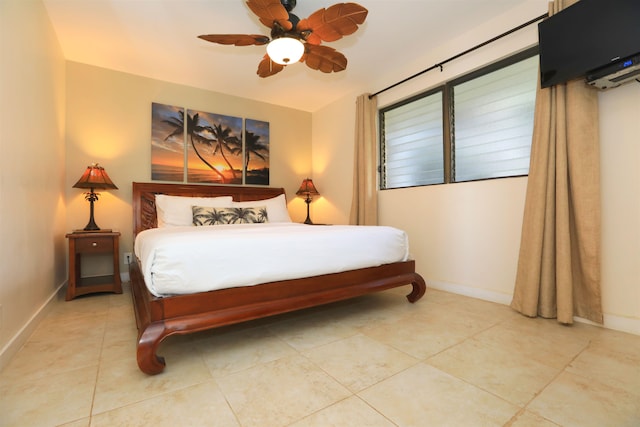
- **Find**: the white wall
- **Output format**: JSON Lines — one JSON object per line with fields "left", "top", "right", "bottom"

{"left": 598, "top": 85, "right": 640, "bottom": 333}
{"left": 0, "top": 0, "right": 67, "bottom": 371}
{"left": 313, "top": 0, "right": 640, "bottom": 334}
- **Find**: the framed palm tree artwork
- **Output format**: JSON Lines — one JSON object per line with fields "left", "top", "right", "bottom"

{"left": 245, "top": 119, "right": 270, "bottom": 185}
{"left": 151, "top": 103, "right": 185, "bottom": 182}
{"left": 185, "top": 110, "right": 243, "bottom": 185}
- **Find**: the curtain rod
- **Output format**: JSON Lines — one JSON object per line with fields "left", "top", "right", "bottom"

{"left": 369, "top": 12, "right": 549, "bottom": 99}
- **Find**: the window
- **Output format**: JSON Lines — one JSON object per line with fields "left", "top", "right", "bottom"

{"left": 380, "top": 48, "right": 538, "bottom": 189}
{"left": 381, "top": 90, "right": 444, "bottom": 188}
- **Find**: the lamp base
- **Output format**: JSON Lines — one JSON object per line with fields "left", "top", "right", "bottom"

{"left": 83, "top": 193, "right": 101, "bottom": 231}
{"left": 303, "top": 198, "right": 314, "bottom": 225}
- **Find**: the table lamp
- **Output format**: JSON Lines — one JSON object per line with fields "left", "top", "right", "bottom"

{"left": 296, "top": 178, "right": 320, "bottom": 225}
{"left": 73, "top": 163, "right": 118, "bottom": 231}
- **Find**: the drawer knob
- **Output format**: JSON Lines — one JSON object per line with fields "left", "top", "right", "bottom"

{"left": 92, "top": 242, "right": 98, "bottom": 247}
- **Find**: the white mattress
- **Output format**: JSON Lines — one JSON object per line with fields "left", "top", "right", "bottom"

{"left": 134, "top": 223, "right": 410, "bottom": 297}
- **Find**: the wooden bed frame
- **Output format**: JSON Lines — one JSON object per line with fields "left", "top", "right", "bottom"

{"left": 130, "top": 182, "right": 426, "bottom": 374}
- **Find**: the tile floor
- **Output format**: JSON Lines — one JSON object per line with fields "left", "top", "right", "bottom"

{"left": 1, "top": 284, "right": 639, "bottom": 427}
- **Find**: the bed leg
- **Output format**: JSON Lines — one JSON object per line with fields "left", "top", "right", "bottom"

{"left": 137, "top": 322, "right": 168, "bottom": 375}
{"left": 406, "top": 274, "right": 426, "bottom": 303}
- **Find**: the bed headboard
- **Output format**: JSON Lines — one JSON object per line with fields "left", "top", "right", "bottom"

{"left": 132, "top": 182, "right": 286, "bottom": 236}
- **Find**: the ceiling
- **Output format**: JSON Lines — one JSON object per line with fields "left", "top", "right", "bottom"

{"left": 42, "top": 0, "right": 533, "bottom": 112}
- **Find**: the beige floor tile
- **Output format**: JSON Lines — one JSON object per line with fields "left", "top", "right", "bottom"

{"left": 327, "top": 292, "right": 423, "bottom": 330}
{"left": 566, "top": 341, "right": 640, "bottom": 397}
{"left": 3, "top": 287, "right": 640, "bottom": 427}
{"left": 105, "top": 285, "right": 131, "bottom": 307}
{"left": 90, "top": 380, "right": 239, "bottom": 427}
{"left": 361, "top": 302, "right": 500, "bottom": 360}
{"left": 571, "top": 328, "right": 640, "bottom": 396}
{"left": 30, "top": 305, "right": 108, "bottom": 341}
{"left": 428, "top": 336, "right": 560, "bottom": 406}
{"left": 303, "top": 333, "right": 419, "bottom": 392}
{"left": 508, "top": 410, "right": 561, "bottom": 427}
{"left": 99, "top": 326, "right": 138, "bottom": 364}
{"left": 194, "top": 325, "right": 297, "bottom": 378}
{"left": 589, "top": 327, "right": 640, "bottom": 354}
{"left": 47, "top": 294, "right": 111, "bottom": 320}
{"left": 267, "top": 310, "right": 359, "bottom": 351}
{"left": 59, "top": 419, "right": 90, "bottom": 427}
{"left": 30, "top": 308, "right": 109, "bottom": 366}
{"left": 1, "top": 323, "right": 104, "bottom": 381}
{"left": 289, "top": 395, "right": 396, "bottom": 427}
{"left": 0, "top": 366, "right": 96, "bottom": 427}
{"left": 100, "top": 303, "right": 139, "bottom": 363}
{"left": 92, "top": 340, "right": 212, "bottom": 415}
{"left": 216, "top": 354, "right": 351, "bottom": 427}
{"left": 359, "top": 363, "right": 519, "bottom": 427}
{"left": 477, "top": 315, "right": 595, "bottom": 369}
{"left": 106, "top": 302, "right": 136, "bottom": 326}
{"left": 528, "top": 371, "right": 640, "bottom": 427}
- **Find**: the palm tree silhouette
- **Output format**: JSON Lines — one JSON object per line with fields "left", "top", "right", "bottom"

{"left": 161, "top": 110, "right": 184, "bottom": 141}
{"left": 207, "top": 123, "right": 242, "bottom": 181}
{"left": 188, "top": 113, "right": 227, "bottom": 182}
{"left": 192, "top": 206, "right": 229, "bottom": 225}
{"left": 192, "top": 206, "right": 267, "bottom": 225}
{"left": 244, "top": 130, "right": 269, "bottom": 172}
{"left": 225, "top": 207, "right": 267, "bottom": 224}
{"left": 163, "top": 111, "right": 226, "bottom": 182}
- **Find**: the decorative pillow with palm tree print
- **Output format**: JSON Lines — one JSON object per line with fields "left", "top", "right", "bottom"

{"left": 192, "top": 206, "right": 268, "bottom": 226}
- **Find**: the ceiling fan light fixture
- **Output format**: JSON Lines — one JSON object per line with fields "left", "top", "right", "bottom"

{"left": 266, "top": 37, "right": 304, "bottom": 65}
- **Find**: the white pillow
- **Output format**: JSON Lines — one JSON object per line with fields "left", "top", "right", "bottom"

{"left": 155, "top": 194, "right": 233, "bottom": 227}
{"left": 231, "top": 193, "right": 292, "bottom": 223}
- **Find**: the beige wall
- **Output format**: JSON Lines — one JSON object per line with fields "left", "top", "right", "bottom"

{"left": 65, "top": 62, "right": 313, "bottom": 276}
{"left": 0, "top": 0, "right": 67, "bottom": 370}
{"left": 313, "top": 1, "right": 640, "bottom": 335}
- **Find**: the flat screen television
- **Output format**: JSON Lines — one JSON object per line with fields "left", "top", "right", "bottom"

{"left": 538, "top": 0, "right": 640, "bottom": 88}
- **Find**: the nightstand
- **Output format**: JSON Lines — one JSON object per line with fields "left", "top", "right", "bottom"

{"left": 65, "top": 231, "right": 122, "bottom": 301}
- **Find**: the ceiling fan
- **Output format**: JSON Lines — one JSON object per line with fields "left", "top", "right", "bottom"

{"left": 198, "top": 0, "right": 368, "bottom": 77}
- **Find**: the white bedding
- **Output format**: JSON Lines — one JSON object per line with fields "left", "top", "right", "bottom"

{"left": 134, "top": 223, "right": 410, "bottom": 297}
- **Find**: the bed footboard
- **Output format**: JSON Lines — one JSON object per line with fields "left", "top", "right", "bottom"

{"left": 130, "top": 259, "right": 426, "bottom": 375}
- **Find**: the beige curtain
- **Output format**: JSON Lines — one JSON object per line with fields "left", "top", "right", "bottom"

{"left": 349, "top": 94, "right": 378, "bottom": 225}
{"left": 511, "top": 0, "right": 603, "bottom": 324}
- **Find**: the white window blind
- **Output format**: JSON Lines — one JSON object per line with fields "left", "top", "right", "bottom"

{"left": 452, "top": 56, "right": 538, "bottom": 182}
{"left": 382, "top": 92, "right": 444, "bottom": 188}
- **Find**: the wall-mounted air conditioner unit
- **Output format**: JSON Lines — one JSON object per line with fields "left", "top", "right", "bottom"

{"left": 586, "top": 53, "right": 640, "bottom": 90}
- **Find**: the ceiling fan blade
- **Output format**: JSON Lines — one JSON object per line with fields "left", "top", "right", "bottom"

{"left": 257, "top": 54, "right": 286, "bottom": 77}
{"left": 301, "top": 44, "right": 347, "bottom": 73}
{"left": 246, "top": 0, "right": 293, "bottom": 31}
{"left": 198, "top": 34, "right": 270, "bottom": 46}
{"left": 298, "top": 3, "right": 368, "bottom": 45}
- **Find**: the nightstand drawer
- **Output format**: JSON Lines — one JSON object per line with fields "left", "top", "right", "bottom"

{"left": 74, "top": 236, "right": 113, "bottom": 253}
{"left": 65, "top": 231, "right": 122, "bottom": 301}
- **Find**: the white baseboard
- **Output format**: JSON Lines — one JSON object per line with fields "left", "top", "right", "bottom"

{"left": 427, "top": 279, "right": 640, "bottom": 336}
{"left": 0, "top": 282, "right": 65, "bottom": 374}
{"left": 604, "top": 314, "right": 640, "bottom": 336}
{"left": 427, "top": 280, "right": 513, "bottom": 305}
